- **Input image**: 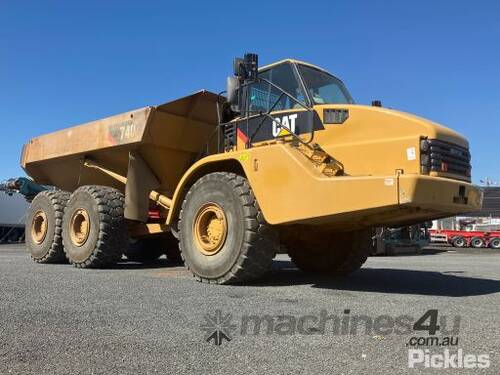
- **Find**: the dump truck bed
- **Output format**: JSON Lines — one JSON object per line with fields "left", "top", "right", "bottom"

{"left": 21, "top": 91, "right": 221, "bottom": 196}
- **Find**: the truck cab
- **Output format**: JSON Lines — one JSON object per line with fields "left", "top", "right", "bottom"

{"left": 221, "top": 55, "right": 481, "bottom": 229}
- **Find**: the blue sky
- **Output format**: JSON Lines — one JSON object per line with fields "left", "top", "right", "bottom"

{"left": 1, "top": 0, "right": 499, "bottom": 183}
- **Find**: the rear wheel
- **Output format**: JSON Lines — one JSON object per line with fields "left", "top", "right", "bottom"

{"left": 470, "top": 237, "right": 484, "bottom": 248}
{"left": 490, "top": 237, "right": 500, "bottom": 249}
{"left": 286, "top": 228, "right": 373, "bottom": 275}
{"left": 25, "top": 190, "right": 69, "bottom": 263}
{"left": 62, "top": 186, "right": 127, "bottom": 268}
{"left": 178, "top": 172, "right": 277, "bottom": 284}
{"left": 452, "top": 236, "right": 466, "bottom": 248}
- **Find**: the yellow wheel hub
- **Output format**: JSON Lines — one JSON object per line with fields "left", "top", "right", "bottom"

{"left": 193, "top": 203, "right": 227, "bottom": 256}
{"left": 69, "top": 208, "right": 91, "bottom": 247}
{"left": 31, "top": 210, "right": 48, "bottom": 244}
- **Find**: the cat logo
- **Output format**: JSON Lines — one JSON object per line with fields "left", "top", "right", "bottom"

{"left": 272, "top": 114, "right": 298, "bottom": 137}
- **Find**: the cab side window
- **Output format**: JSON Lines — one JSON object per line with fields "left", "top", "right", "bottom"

{"left": 247, "top": 63, "right": 304, "bottom": 114}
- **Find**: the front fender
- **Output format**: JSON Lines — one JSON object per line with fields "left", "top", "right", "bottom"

{"left": 166, "top": 151, "right": 250, "bottom": 225}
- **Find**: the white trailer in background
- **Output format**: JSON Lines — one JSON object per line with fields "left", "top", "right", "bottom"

{"left": 0, "top": 192, "right": 28, "bottom": 243}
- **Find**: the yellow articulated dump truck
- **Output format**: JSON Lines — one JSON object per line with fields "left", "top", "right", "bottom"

{"left": 21, "top": 53, "right": 482, "bottom": 284}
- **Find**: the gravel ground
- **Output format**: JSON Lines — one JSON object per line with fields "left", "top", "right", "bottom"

{"left": 0, "top": 244, "right": 499, "bottom": 374}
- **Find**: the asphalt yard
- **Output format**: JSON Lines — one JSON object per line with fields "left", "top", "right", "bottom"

{"left": 1, "top": 244, "right": 499, "bottom": 374}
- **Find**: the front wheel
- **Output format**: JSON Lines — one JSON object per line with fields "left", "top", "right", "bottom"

{"left": 178, "top": 172, "right": 278, "bottom": 284}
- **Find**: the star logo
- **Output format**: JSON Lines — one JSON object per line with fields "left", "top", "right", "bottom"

{"left": 201, "top": 310, "right": 237, "bottom": 346}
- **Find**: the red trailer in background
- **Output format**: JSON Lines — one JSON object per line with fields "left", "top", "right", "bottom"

{"left": 429, "top": 229, "right": 500, "bottom": 249}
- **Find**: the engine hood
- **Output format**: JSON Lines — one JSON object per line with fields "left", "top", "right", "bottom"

{"left": 312, "top": 104, "right": 470, "bottom": 178}
{"left": 374, "top": 106, "right": 468, "bottom": 148}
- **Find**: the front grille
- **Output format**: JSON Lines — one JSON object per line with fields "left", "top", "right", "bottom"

{"left": 428, "top": 139, "right": 471, "bottom": 177}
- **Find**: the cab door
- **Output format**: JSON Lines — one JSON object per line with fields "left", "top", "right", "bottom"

{"left": 233, "top": 62, "right": 319, "bottom": 148}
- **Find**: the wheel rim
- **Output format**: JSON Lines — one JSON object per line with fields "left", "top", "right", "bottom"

{"left": 193, "top": 202, "right": 227, "bottom": 256}
{"left": 492, "top": 239, "right": 500, "bottom": 249}
{"left": 31, "top": 210, "right": 48, "bottom": 244}
{"left": 69, "top": 208, "right": 91, "bottom": 247}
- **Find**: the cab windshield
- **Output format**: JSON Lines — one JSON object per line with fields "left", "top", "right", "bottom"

{"left": 297, "top": 64, "right": 354, "bottom": 105}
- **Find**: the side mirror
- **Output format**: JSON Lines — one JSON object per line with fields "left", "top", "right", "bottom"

{"left": 227, "top": 76, "right": 240, "bottom": 109}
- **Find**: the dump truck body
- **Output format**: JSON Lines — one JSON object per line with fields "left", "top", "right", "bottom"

{"left": 20, "top": 54, "right": 483, "bottom": 283}
{"left": 22, "top": 90, "right": 221, "bottom": 197}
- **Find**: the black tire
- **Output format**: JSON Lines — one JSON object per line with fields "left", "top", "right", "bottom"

{"left": 62, "top": 186, "right": 127, "bottom": 268}
{"left": 490, "top": 237, "right": 500, "bottom": 249}
{"left": 125, "top": 233, "right": 181, "bottom": 263}
{"left": 470, "top": 237, "right": 484, "bottom": 248}
{"left": 448, "top": 235, "right": 457, "bottom": 245}
{"left": 178, "top": 172, "right": 278, "bottom": 284}
{"left": 25, "top": 190, "right": 69, "bottom": 263}
{"left": 286, "top": 228, "right": 373, "bottom": 275}
{"left": 125, "top": 238, "right": 165, "bottom": 262}
{"left": 452, "top": 236, "right": 466, "bottom": 248}
{"left": 165, "top": 237, "right": 183, "bottom": 264}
